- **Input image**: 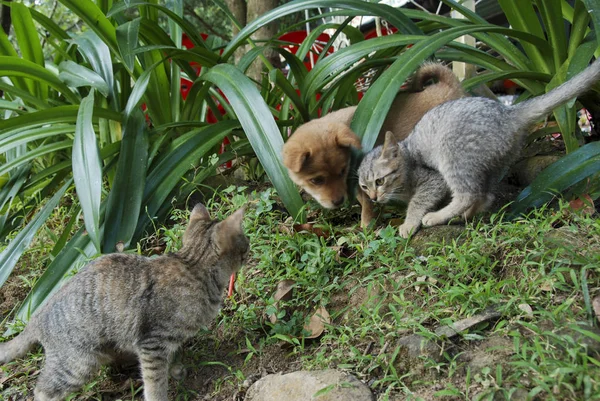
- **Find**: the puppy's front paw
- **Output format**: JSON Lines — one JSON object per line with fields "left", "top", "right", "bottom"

{"left": 422, "top": 212, "right": 446, "bottom": 227}
{"left": 399, "top": 222, "right": 419, "bottom": 238}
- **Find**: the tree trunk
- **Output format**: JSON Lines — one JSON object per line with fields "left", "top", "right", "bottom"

{"left": 246, "top": 0, "right": 279, "bottom": 83}
{"left": 1, "top": 0, "right": 11, "bottom": 36}
{"left": 226, "top": 0, "right": 247, "bottom": 65}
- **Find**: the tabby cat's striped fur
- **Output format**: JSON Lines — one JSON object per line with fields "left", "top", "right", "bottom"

{"left": 0, "top": 204, "right": 249, "bottom": 401}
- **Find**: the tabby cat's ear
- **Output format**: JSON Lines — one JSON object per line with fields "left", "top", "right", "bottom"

{"left": 190, "top": 203, "right": 211, "bottom": 221}
{"left": 214, "top": 206, "right": 246, "bottom": 254}
{"left": 381, "top": 131, "right": 398, "bottom": 159}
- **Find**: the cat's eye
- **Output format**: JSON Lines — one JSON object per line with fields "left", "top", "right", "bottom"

{"left": 360, "top": 184, "right": 367, "bottom": 190}
{"left": 375, "top": 178, "right": 384, "bottom": 186}
{"left": 310, "top": 176, "right": 325, "bottom": 186}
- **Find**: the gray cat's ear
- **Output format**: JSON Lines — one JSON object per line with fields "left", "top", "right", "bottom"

{"left": 381, "top": 131, "right": 398, "bottom": 159}
{"left": 190, "top": 203, "right": 211, "bottom": 221}
{"left": 214, "top": 206, "right": 246, "bottom": 254}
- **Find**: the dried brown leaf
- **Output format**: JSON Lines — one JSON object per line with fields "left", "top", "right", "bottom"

{"left": 274, "top": 279, "right": 295, "bottom": 302}
{"left": 303, "top": 306, "right": 331, "bottom": 339}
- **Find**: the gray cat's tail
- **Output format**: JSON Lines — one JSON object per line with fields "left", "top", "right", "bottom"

{"left": 515, "top": 58, "right": 600, "bottom": 125}
{"left": 0, "top": 325, "right": 38, "bottom": 364}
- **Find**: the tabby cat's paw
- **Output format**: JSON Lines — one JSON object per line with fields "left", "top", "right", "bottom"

{"left": 422, "top": 212, "right": 446, "bottom": 227}
{"left": 398, "top": 222, "right": 419, "bottom": 238}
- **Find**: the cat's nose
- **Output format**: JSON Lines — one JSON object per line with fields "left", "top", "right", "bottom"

{"left": 368, "top": 191, "right": 377, "bottom": 202}
{"left": 332, "top": 196, "right": 345, "bottom": 207}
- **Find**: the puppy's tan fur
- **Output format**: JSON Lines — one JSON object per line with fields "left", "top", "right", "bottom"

{"left": 282, "top": 63, "right": 466, "bottom": 227}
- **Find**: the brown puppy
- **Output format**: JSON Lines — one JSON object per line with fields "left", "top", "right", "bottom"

{"left": 282, "top": 63, "right": 466, "bottom": 227}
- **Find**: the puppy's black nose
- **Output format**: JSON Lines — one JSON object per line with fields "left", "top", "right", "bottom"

{"left": 332, "top": 197, "right": 345, "bottom": 207}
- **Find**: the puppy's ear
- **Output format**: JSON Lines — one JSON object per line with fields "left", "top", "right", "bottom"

{"left": 381, "top": 131, "right": 398, "bottom": 159}
{"left": 282, "top": 142, "right": 310, "bottom": 173}
{"left": 333, "top": 124, "right": 362, "bottom": 149}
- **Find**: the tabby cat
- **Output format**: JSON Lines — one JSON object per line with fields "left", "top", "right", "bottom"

{"left": 358, "top": 59, "right": 600, "bottom": 238}
{"left": 0, "top": 203, "right": 249, "bottom": 401}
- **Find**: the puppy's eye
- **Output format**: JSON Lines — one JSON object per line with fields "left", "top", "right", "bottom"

{"left": 310, "top": 176, "right": 325, "bottom": 186}
{"left": 375, "top": 178, "right": 384, "bottom": 186}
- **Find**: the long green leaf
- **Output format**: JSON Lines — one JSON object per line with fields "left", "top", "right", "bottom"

{"left": 512, "top": 142, "right": 600, "bottom": 215}
{"left": 103, "top": 111, "right": 148, "bottom": 252}
{"left": 0, "top": 180, "right": 70, "bottom": 289}
{"left": 0, "top": 125, "right": 75, "bottom": 155}
{"left": 498, "top": 0, "right": 551, "bottom": 73}
{"left": 11, "top": 3, "right": 47, "bottom": 100}
{"left": 0, "top": 140, "right": 73, "bottom": 177}
{"left": 202, "top": 64, "right": 305, "bottom": 221}
{"left": 0, "top": 106, "right": 121, "bottom": 133}
{"left": 535, "top": 0, "right": 568, "bottom": 71}
{"left": 72, "top": 90, "right": 102, "bottom": 253}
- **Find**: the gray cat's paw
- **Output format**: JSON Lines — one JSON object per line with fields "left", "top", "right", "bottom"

{"left": 422, "top": 212, "right": 447, "bottom": 227}
{"left": 398, "top": 222, "right": 419, "bottom": 238}
{"left": 170, "top": 363, "right": 187, "bottom": 380}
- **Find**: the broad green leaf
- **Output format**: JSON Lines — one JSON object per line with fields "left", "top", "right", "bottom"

{"left": 0, "top": 180, "right": 70, "bottom": 289}
{"left": 202, "top": 64, "right": 305, "bottom": 221}
{"left": 0, "top": 56, "right": 80, "bottom": 104}
{"left": 0, "top": 125, "right": 75, "bottom": 155}
{"left": 116, "top": 18, "right": 141, "bottom": 72}
{"left": 512, "top": 142, "right": 600, "bottom": 215}
{"left": 568, "top": 0, "right": 592, "bottom": 58}
{"left": 58, "top": 0, "right": 119, "bottom": 55}
{"left": 581, "top": 0, "right": 600, "bottom": 48}
{"left": 72, "top": 90, "right": 103, "bottom": 253}
{"left": 103, "top": 111, "right": 148, "bottom": 252}
{"left": 0, "top": 140, "right": 72, "bottom": 177}
{"left": 70, "top": 31, "right": 115, "bottom": 102}
{"left": 0, "top": 106, "right": 120, "bottom": 135}
{"left": 58, "top": 60, "right": 110, "bottom": 97}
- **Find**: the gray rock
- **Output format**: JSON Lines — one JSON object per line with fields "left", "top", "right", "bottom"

{"left": 244, "top": 369, "right": 374, "bottom": 401}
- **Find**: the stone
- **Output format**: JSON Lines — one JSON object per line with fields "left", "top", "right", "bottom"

{"left": 244, "top": 369, "right": 374, "bottom": 401}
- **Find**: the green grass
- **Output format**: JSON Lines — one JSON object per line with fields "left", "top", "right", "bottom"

{"left": 1, "top": 185, "right": 600, "bottom": 400}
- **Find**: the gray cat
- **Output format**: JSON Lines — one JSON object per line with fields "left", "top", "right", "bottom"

{"left": 359, "top": 59, "right": 600, "bottom": 238}
{"left": 0, "top": 203, "right": 249, "bottom": 401}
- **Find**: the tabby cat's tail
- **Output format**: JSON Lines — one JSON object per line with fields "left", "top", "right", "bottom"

{"left": 515, "top": 58, "right": 600, "bottom": 125}
{"left": 0, "top": 325, "right": 38, "bottom": 364}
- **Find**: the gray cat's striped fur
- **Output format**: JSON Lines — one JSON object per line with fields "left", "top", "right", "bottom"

{"left": 359, "top": 59, "right": 600, "bottom": 238}
{"left": 0, "top": 204, "right": 249, "bottom": 401}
